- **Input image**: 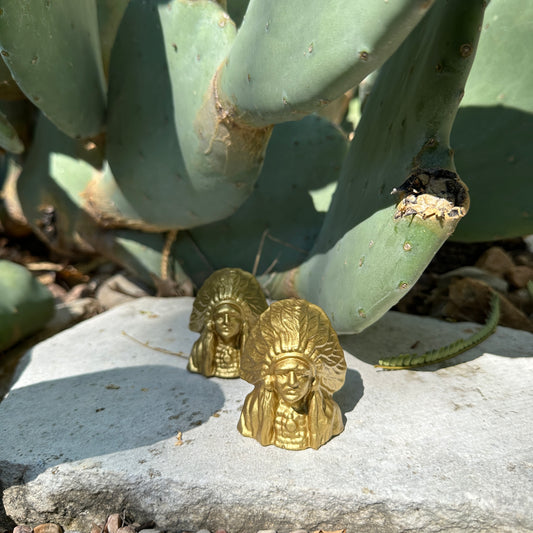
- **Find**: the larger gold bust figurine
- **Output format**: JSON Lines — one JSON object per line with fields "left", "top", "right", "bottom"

{"left": 238, "top": 299, "right": 347, "bottom": 450}
{"left": 188, "top": 268, "right": 268, "bottom": 378}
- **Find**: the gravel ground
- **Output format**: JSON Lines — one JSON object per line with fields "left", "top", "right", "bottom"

{"left": 3, "top": 517, "right": 346, "bottom": 533}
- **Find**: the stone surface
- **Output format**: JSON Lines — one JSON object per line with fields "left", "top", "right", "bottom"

{"left": 95, "top": 273, "right": 151, "bottom": 310}
{"left": 33, "top": 525, "right": 63, "bottom": 533}
{"left": 104, "top": 514, "right": 122, "bottom": 533}
{"left": 1, "top": 297, "right": 532, "bottom": 533}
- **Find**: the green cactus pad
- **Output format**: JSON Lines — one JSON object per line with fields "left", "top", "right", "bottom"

{"left": 218, "top": 0, "right": 434, "bottom": 126}
{"left": 173, "top": 115, "right": 348, "bottom": 286}
{"left": 0, "top": 260, "right": 55, "bottom": 351}
{"left": 0, "top": 0, "right": 106, "bottom": 138}
{"left": 451, "top": 0, "right": 533, "bottom": 242}
{"left": 260, "top": 0, "right": 485, "bottom": 333}
{"left": 103, "top": 0, "right": 270, "bottom": 230}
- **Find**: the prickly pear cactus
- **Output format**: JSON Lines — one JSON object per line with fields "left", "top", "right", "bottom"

{"left": 173, "top": 114, "right": 348, "bottom": 285}
{"left": 450, "top": 0, "right": 533, "bottom": 242}
{"left": 15, "top": 113, "right": 191, "bottom": 290}
{"left": 217, "top": 0, "right": 434, "bottom": 126}
{"left": 1, "top": 0, "right": 529, "bottom": 335}
{"left": 260, "top": 0, "right": 485, "bottom": 333}
{"left": 0, "top": 0, "right": 106, "bottom": 138}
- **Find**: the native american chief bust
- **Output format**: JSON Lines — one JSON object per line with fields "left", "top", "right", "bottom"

{"left": 188, "top": 268, "right": 268, "bottom": 378}
{"left": 238, "top": 299, "right": 347, "bottom": 450}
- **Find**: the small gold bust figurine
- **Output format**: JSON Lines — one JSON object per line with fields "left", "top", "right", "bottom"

{"left": 238, "top": 299, "right": 347, "bottom": 450}
{"left": 188, "top": 268, "right": 268, "bottom": 378}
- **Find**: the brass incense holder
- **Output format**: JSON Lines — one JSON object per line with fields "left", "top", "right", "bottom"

{"left": 238, "top": 298, "right": 347, "bottom": 450}
{"left": 188, "top": 268, "right": 268, "bottom": 378}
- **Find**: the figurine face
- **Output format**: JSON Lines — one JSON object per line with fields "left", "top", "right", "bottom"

{"left": 213, "top": 303, "right": 242, "bottom": 343}
{"left": 273, "top": 355, "right": 314, "bottom": 406}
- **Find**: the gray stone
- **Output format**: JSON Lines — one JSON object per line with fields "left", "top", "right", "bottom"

{"left": 1, "top": 297, "right": 532, "bottom": 533}
{"left": 104, "top": 515, "right": 122, "bottom": 533}
{"left": 95, "top": 273, "right": 151, "bottom": 310}
{"left": 13, "top": 527, "right": 32, "bottom": 533}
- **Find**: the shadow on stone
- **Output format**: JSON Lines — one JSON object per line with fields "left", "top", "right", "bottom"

{"left": 0, "top": 364, "right": 224, "bottom": 483}
{"left": 334, "top": 368, "right": 364, "bottom": 424}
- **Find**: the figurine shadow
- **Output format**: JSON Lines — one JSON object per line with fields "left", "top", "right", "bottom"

{"left": 0, "top": 364, "right": 224, "bottom": 484}
{"left": 333, "top": 368, "right": 364, "bottom": 423}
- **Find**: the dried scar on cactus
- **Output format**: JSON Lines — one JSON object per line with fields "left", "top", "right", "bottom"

{"left": 392, "top": 168, "right": 469, "bottom": 221}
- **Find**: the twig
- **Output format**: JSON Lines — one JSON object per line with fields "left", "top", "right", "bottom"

{"left": 266, "top": 233, "right": 307, "bottom": 254}
{"left": 253, "top": 228, "right": 270, "bottom": 276}
{"left": 161, "top": 229, "right": 178, "bottom": 280}
{"left": 261, "top": 255, "right": 280, "bottom": 276}
{"left": 121, "top": 330, "right": 188, "bottom": 359}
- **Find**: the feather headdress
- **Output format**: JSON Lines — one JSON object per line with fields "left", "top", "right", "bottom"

{"left": 189, "top": 268, "right": 268, "bottom": 332}
{"left": 240, "top": 298, "right": 346, "bottom": 395}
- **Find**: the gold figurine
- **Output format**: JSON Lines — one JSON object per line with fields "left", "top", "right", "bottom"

{"left": 188, "top": 268, "right": 268, "bottom": 378}
{"left": 238, "top": 299, "right": 347, "bottom": 450}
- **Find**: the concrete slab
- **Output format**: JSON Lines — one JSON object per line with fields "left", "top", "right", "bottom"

{"left": 1, "top": 297, "right": 532, "bottom": 533}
